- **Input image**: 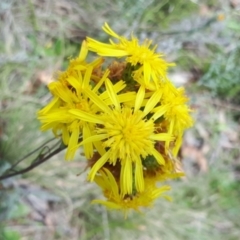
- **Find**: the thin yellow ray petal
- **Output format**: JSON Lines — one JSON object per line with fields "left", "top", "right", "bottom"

{"left": 150, "top": 133, "right": 173, "bottom": 141}
{"left": 91, "top": 200, "right": 121, "bottom": 210}
{"left": 72, "top": 65, "right": 87, "bottom": 71}
{"left": 88, "top": 57, "right": 104, "bottom": 69}
{"left": 62, "top": 125, "right": 70, "bottom": 145}
{"left": 103, "top": 168, "right": 119, "bottom": 196}
{"left": 40, "top": 122, "right": 56, "bottom": 131}
{"left": 100, "top": 80, "right": 126, "bottom": 101}
{"left": 77, "top": 134, "right": 108, "bottom": 148}
{"left": 110, "top": 80, "right": 126, "bottom": 94}
{"left": 152, "top": 185, "right": 171, "bottom": 198}
{"left": 88, "top": 151, "right": 111, "bottom": 181}
{"left": 85, "top": 88, "right": 111, "bottom": 114}
{"left": 143, "top": 62, "right": 151, "bottom": 85}
{"left": 118, "top": 92, "right": 136, "bottom": 103}
{"left": 69, "top": 109, "right": 103, "bottom": 124}
{"left": 78, "top": 40, "right": 88, "bottom": 62}
{"left": 105, "top": 79, "right": 120, "bottom": 110}
{"left": 165, "top": 119, "right": 175, "bottom": 151}
{"left": 134, "top": 85, "right": 145, "bottom": 113}
{"left": 173, "top": 134, "right": 182, "bottom": 157}
{"left": 95, "top": 48, "right": 127, "bottom": 57}
{"left": 120, "top": 158, "right": 132, "bottom": 195}
{"left": 38, "top": 110, "right": 71, "bottom": 123}
{"left": 67, "top": 76, "right": 82, "bottom": 91}
{"left": 87, "top": 38, "right": 117, "bottom": 49}
{"left": 102, "top": 22, "right": 121, "bottom": 39}
{"left": 83, "top": 66, "right": 93, "bottom": 88}
{"left": 143, "top": 88, "right": 162, "bottom": 116}
{"left": 151, "top": 148, "right": 165, "bottom": 165}
{"left": 49, "top": 82, "right": 72, "bottom": 103}
{"left": 65, "top": 126, "right": 80, "bottom": 160}
{"left": 38, "top": 97, "right": 59, "bottom": 115}
{"left": 94, "top": 174, "right": 107, "bottom": 189}
{"left": 135, "top": 160, "right": 144, "bottom": 192}
{"left": 87, "top": 38, "right": 127, "bottom": 56}
{"left": 93, "top": 69, "right": 110, "bottom": 93}
{"left": 151, "top": 111, "right": 164, "bottom": 121}
{"left": 83, "top": 124, "right": 93, "bottom": 159}
{"left": 93, "top": 141, "right": 106, "bottom": 156}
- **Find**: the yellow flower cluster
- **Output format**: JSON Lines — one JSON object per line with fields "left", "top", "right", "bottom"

{"left": 38, "top": 23, "right": 193, "bottom": 216}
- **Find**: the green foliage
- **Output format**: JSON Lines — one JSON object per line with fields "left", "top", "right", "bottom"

{"left": 0, "top": 229, "right": 21, "bottom": 240}
{"left": 199, "top": 46, "right": 240, "bottom": 102}
{"left": 140, "top": 0, "right": 198, "bottom": 29}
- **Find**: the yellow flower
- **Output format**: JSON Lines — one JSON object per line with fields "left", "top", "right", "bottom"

{"left": 87, "top": 23, "right": 174, "bottom": 90}
{"left": 151, "top": 80, "right": 193, "bottom": 155}
{"left": 92, "top": 168, "right": 171, "bottom": 218}
{"left": 163, "top": 83, "right": 193, "bottom": 133}
{"left": 38, "top": 40, "right": 118, "bottom": 159}
{"left": 53, "top": 40, "right": 105, "bottom": 94}
{"left": 70, "top": 80, "right": 173, "bottom": 195}
{"left": 37, "top": 24, "right": 194, "bottom": 215}
{"left": 143, "top": 147, "right": 185, "bottom": 182}
{"left": 38, "top": 65, "right": 111, "bottom": 160}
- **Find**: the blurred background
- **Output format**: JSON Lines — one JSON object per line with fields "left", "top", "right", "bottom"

{"left": 0, "top": 0, "right": 240, "bottom": 239}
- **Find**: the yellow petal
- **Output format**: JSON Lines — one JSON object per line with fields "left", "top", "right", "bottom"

{"left": 88, "top": 151, "right": 111, "bottom": 181}
{"left": 69, "top": 109, "right": 104, "bottom": 124}
{"left": 135, "top": 160, "right": 144, "bottom": 192}
{"left": 150, "top": 133, "right": 173, "bottom": 141}
{"left": 78, "top": 40, "right": 88, "bottom": 62}
{"left": 84, "top": 88, "right": 111, "bottom": 114}
{"left": 134, "top": 85, "right": 145, "bottom": 113}
{"left": 143, "top": 89, "right": 162, "bottom": 116}
{"left": 151, "top": 148, "right": 165, "bottom": 165}
{"left": 120, "top": 158, "right": 132, "bottom": 195}
{"left": 105, "top": 79, "right": 120, "bottom": 110}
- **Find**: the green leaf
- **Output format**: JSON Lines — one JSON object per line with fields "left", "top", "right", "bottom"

{"left": 228, "top": 20, "right": 240, "bottom": 31}
{"left": 54, "top": 39, "right": 64, "bottom": 55}
{"left": 8, "top": 202, "right": 31, "bottom": 219}
{"left": 1, "top": 229, "right": 21, "bottom": 240}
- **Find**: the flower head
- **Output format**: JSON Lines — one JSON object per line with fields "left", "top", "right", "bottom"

{"left": 92, "top": 168, "right": 171, "bottom": 218}
{"left": 70, "top": 80, "right": 173, "bottom": 195}
{"left": 38, "top": 67, "right": 109, "bottom": 160}
{"left": 38, "top": 41, "right": 110, "bottom": 159}
{"left": 87, "top": 23, "right": 174, "bottom": 90}
{"left": 37, "top": 25, "right": 193, "bottom": 215}
{"left": 154, "top": 80, "right": 194, "bottom": 155}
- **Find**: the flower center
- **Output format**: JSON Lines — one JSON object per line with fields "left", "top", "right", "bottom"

{"left": 101, "top": 107, "right": 154, "bottom": 162}
{"left": 76, "top": 99, "right": 90, "bottom": 112}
